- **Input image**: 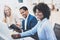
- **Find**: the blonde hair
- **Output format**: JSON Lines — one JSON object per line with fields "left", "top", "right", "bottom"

{"left": 3, "top": 5, "right": 12, "bottom": 23}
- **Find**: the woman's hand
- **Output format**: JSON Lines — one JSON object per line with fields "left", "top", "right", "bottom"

{"left": 11, "top": 34, "right": 21, "bottom": 39}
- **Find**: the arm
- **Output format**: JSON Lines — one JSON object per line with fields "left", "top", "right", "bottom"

{"left": 11, "top": 22, "right": 39, "bottom": 39}
{"left": 20, "top": 22, "right": 38, "bottom": 37}
{"left": 14, "top": 14, "right": 21, "bottom": 27}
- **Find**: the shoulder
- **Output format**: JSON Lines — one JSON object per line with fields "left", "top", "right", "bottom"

{"left": 44, "top": 20, "right": 52, "bottom": 30}
{"left": 29, "top": 14, "right": 37, "bottom": 20}
{"left": 29, "top": 14, "right": 35, "bottom": 18}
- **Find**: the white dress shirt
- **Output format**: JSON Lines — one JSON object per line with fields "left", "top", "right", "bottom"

{"left": 20, "top": 18, "right": 57, "bottom": 40}
{"left": 24, "top": 14, "right": 29, "bottom": 30}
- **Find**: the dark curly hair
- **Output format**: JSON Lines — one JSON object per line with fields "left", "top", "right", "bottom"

{"left": 33, "top": 3, "right": 50, "bottom": 19}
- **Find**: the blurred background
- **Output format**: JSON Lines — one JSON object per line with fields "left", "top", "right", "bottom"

{"left": 0, "top": 0, "right": 60, "bottom": 40}
{"left": 0, "top": 0, "right": 60, "bottom": 28}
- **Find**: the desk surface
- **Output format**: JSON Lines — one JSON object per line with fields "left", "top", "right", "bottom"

{"left": 12, "top": 37, "right": 35, "bottom": 40}
{"left": 20, "top": 37, "right": 35, "bottom": 40}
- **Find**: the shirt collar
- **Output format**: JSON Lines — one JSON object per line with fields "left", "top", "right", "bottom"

{"left": 41, "top": 18, "right": 48, "bottom": 23}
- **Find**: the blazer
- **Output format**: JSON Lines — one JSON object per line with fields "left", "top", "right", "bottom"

{"left": 22, "top": 14, "right": 38, "bottom": 31}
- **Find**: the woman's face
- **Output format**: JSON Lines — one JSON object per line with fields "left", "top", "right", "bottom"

{"left": 4, "top": 6, "right": 11, "bottom": 17}
{"left": 35, "top": 9, "right": 44, "bottom": 20}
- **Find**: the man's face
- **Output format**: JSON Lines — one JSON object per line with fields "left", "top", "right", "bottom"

{"left": 19, "top": 9, "right": 28, "bottom": 18}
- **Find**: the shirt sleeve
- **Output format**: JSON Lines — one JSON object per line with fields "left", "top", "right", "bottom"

{"left": 20, "top": 22, "right": 39, "bottom": 37}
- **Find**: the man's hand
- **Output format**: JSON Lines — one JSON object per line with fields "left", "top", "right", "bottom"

{"left": 11, "top": 34, "right": 21, "bottom": 39}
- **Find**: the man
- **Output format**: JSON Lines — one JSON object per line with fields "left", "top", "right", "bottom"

{"left": 19, "top": 6, "right": 38, "bottom": 31}
{"left": 19, "top": 6, "right": 38, "bottom": 40}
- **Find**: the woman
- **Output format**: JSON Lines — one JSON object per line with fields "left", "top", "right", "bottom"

{"left": 3, "top": 5, "right": 20, "bottom": 27}
{"left": 2, "top": 5, "right": 22, "bottom": 33}
{"left": 11, "top": 3, "right": 57, "bottom": 40}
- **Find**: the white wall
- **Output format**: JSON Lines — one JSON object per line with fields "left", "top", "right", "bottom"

{"left": 0, "top": 0, "right": 19, "bottom": 21}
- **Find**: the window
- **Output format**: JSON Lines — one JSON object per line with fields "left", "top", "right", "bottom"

{"left": 18, "top": 0, "right": 23, "bottom": 3}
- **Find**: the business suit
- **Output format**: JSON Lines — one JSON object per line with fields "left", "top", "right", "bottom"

{"left": 22, "top": 14, "right": 38, "bottom": 31}
{"left": 20, "top": 18, "right": 57, "bottom": 40}
{"left": 22, "top": 14, "right": 38, "bottom": 40}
